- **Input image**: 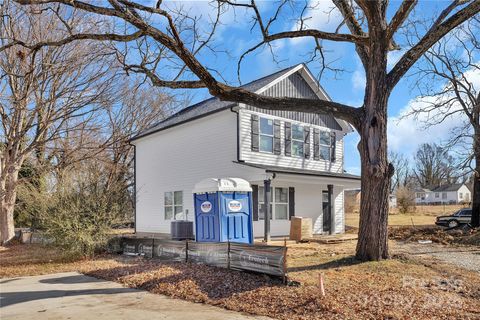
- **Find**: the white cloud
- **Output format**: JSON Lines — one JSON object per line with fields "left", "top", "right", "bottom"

{"left": 352, "top": 68, "right": 365, "bottom": 91}
{"left": 388, "top": 62, "right": 479, "bottom": 158}
{"left": 387, "top": 50, "right": 405, "bottom": 70}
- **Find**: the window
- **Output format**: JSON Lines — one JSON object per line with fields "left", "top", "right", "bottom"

{"left": 416, "top": 192, "right": 425, "bottom": 200}
{"left": 258, "top": 186, "right": 289, "bottom": 220}
{"left": 164, "top": 191, "right": 183, "bottom": 220}
{"left": 458, "top": 209, "right": 472, "bottom": 216}
{"left": 275, "top": 187, "right": 289, "bottom": 220}
{"left": 435, "top": 193, "right": 439, "bottom": 198}
{"left": 291, "top": 124, "right": 304, "bottom": 157}
{"left": 442, "top": 193, "right": 447, "bottom": 199}
{"left": 319, "top": 131, "right": 331, "bottom": 160}
{"left": 459, "top": 192, "right": 463, "bottom": 199}
{"left": 259, "top": 117, "right": 274, "bottom": 153}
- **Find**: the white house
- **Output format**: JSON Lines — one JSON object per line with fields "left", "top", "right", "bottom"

{"left": 131, "top": 64, "right": 360, "bottom": 239}
{"left": 415, "top": 183, "right": 471, "bottom": 205}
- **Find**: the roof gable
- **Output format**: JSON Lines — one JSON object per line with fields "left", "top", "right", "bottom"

{"left": 132, "top": 64, "right": 350, "bottom": 141}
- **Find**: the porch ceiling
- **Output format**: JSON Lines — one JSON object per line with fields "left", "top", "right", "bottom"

{"left": 233, "top": 161, "right": 361, "bottom": 188}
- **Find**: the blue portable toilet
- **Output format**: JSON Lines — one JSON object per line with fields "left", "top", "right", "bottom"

{"left": 193, "top": 178, "right": 253, "bottom": 244}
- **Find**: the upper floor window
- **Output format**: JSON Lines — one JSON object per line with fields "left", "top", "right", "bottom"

{"left": 291, "top": 124, "right": 304, "bottom": 157}
{"left": 319, "top": 131, "right": 331, "bottom": 160}
{"left": 165, "top": 191, "right": 183, "bottom": 220}
{"left": 259, "top": 117, "right": 274, "bottom": 153}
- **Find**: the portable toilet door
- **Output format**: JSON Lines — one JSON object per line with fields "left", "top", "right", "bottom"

{"left": 219, "top": 192, "right": 253, "bottom": 244}
{"left": 194, "top": 192, "right": 220, "bottom": 242}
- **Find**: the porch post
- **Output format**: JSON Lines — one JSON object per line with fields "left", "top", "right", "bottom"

{"left": 264, "top": 179, "right": 271, "bottom": 242}
{"left": 327, "top": 184, "right": 334, "bottom": 235}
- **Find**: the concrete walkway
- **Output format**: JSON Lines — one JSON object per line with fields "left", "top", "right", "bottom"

{"left": 0, "top": 272, "right": 269, "bottom": 320}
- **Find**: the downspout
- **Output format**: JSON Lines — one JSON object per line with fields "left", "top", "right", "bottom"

{"left": 230, "top": 106, "right": 242, "bottom": 163}
{"left": 129, "top": 142, "right": 137, "bottom": 234}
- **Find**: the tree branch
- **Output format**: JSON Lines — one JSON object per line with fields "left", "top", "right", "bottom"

{"left": 387, "top": 0, "right": 418, "bottom": 39}
{"left": 0, "top": 31, "right": 145, "bottom": 53}
{"left": 387, "top": 0, "right": 480, "bottom": 91}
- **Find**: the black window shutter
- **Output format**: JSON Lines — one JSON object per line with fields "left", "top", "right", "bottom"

{"left": 252, "top": 185, "right": 259, "bottom": 221}
{"left": 313, "top": 128, "right": 320, "bottom": 160}
{"left": 284, "top": 122, "right": 291, "bottom": 156}
{"left": 304, "top": 127, "right": 310, "bottom": 159}
{"left": 251, "top": 115, "right": 259, "bottom": 152}
{"left": 330, "top": 131, "right": 336, "bottom": 162}
{"left": 288, "top": 187, "right": 295, "bottom": 220}
{"left": 273, "top": 119, "right": 281, "bottom": 155}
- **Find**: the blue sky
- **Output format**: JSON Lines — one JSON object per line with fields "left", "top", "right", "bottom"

{"left": 154, "top": 1, "right": 478, "bottom": 175}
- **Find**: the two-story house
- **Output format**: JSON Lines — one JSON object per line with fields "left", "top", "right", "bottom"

{"left": 131, "top": 64, "right": 360, "bottom": 238}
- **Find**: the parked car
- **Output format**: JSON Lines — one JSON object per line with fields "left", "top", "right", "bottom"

{"left": 435, "top": 208, "right": 472, "bottom": 228}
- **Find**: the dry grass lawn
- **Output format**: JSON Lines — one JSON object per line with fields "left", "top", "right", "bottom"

{"left": 345, "top": 213, "right": 437, "bottom": 228}
{"left": 345, "top": 204, "right": 469, "bottom": 228}
{"left": 1, "top": 240, "right": 479, "bottom": 320}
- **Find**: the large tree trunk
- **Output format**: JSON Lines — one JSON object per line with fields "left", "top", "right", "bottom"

{"left": 355, "top": 11, "right": 392, "bottom": 261}
{"left": 0, "top": 164, "right": 20, "bottom": 244}
{"left": 471, "top": 129, "right": 480, "bottom": 228}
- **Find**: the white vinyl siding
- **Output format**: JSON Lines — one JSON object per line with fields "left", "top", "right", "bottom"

{"left": 239, "top": 108, "right": 344, "bottom": 173}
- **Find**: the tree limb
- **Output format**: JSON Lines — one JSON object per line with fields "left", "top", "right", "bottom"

{"left": 387, "top": 0, "right": 418, "bottom": 39}
{"left": 387, "top": 0, "right": 480, "bottom": 91}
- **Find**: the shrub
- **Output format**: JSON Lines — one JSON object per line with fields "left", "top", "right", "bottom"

{"left": 396, "top": 187, "right": 416, "bottom": 214}
{"left": 39, "top": 169, "right": 131, "bottom": 258}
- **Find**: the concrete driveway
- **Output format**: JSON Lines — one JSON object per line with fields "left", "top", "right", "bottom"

{"left": 0, "top": 272, "right": 269, "bottom": 320}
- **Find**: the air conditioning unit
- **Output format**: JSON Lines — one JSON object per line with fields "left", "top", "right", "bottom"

{"left": 171, "top": 220, "right": 194, "bottom": 240}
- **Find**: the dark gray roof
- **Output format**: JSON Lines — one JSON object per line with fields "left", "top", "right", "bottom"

{"left": 131, "top": 65, "right": 299, "bottom": 140}
{"left": 234, "top": 161, "right": 361, "bottom": 181}
{"left": 431, "top": 184, "right": 466, "bottom": 192}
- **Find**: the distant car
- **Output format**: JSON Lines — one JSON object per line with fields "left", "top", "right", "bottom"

{"left": 435, "top": 208, "right": 472, "bottom": 228}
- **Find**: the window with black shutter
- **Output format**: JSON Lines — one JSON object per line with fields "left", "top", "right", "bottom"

{"left": 284, "top": 122, "right": 291, "bottom": 156}
{"left": 288, "top": 187, "right": 295, "bottom": 220}
{"left": 251, "top": 114, "right": 259, "bottom": 152}
{"left": 313, "top": 128, "right": 320, "bottom": 160}
{"left": 273, "top": 119, "right": 281, "bottom": 155}
{"left": 304, "top": 127, "right": 310, "bottom": 159}
{"left": 252, "top": 185, "right": 258, "bottom": 221}
{"left": 330, "top": 131, "right": 336, "bottom": 162}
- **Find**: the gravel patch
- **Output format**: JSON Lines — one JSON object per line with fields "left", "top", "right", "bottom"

{"left": 393, "top": 241, "right": 480, "bottom": 273}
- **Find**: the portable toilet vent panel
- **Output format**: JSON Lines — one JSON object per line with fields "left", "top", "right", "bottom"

{"left": 193, "top": 178, "right": 253, "bottom": 244}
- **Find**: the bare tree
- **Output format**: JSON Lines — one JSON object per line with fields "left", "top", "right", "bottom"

{"left": 414, "top": 143, "right": 459, "bottom": 188}
{"left": 0, "top": 2, "right": 118, "bottom": 243}
{"left": 389, "top": 151, "right": 410, "bottom": 193}
{"left": 406, "top": 17, "right": 479, "bottom": 226}
{"left": 4, "top": 0, "right": 479, "bottom": 260}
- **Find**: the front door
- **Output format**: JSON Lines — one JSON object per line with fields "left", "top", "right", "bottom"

{"left": 322, "top": 191, "right": 330, "bottom": 233}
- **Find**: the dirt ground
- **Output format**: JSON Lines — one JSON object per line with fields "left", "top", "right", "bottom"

{"left": 1, "top": 237, "right": 479, "bottom": 320}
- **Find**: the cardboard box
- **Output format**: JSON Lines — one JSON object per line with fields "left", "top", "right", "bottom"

{"left": 289, "top": 217, "right": 312, "bottom": 241}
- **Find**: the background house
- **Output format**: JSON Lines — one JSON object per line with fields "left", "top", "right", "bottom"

{"left": 414, "top": 183, "right": 471, "bottom": 205}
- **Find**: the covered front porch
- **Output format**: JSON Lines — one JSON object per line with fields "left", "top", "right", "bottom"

{"left": 235, "top": 162, "right": 361, "bottom": 240}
